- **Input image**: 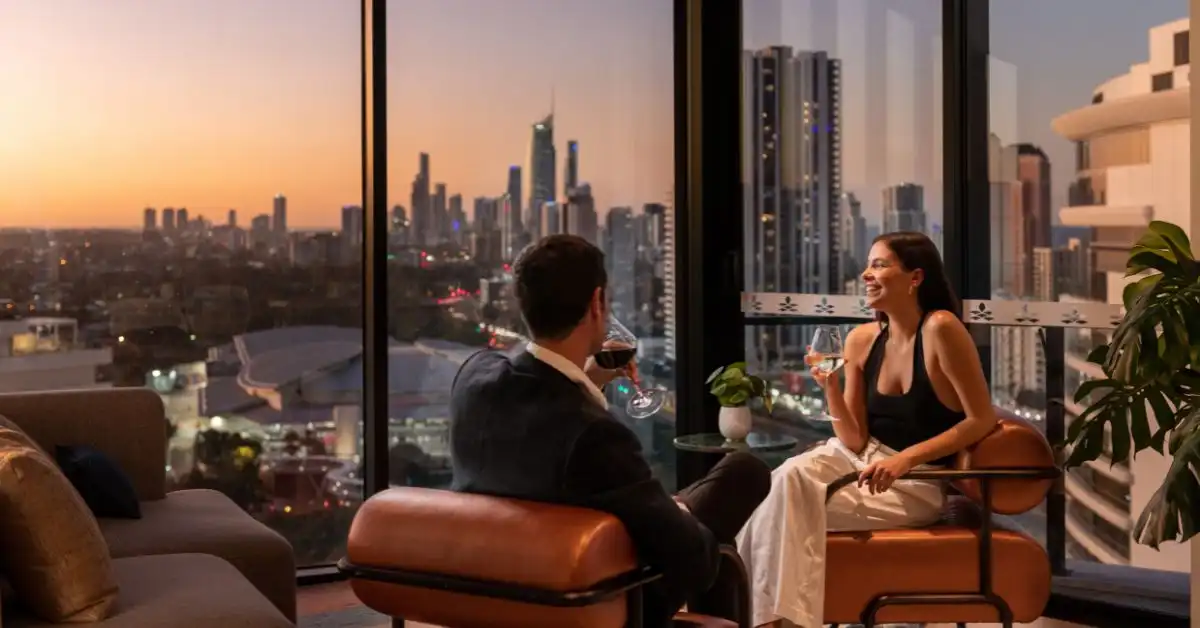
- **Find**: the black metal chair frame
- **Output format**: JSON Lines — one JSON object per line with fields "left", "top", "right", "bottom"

{"left": 824, "top": 466, "right": 1060, "bottom": 628}
{"left": 338, "top": 544, "right": 752, "bottom": 628}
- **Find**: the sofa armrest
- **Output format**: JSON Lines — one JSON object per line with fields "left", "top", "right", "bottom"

{"left": 0, "top": 388, "right": 167, "bottom": 500}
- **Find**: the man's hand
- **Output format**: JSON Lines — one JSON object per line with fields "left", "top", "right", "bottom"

{"left": 584, "top": 341, "right": 640, "bottom": 389}
{"left": 858, "top": 453, "right": 915, "bottom": 494}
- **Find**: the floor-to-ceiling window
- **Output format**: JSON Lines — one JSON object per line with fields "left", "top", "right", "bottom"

{"left": 382, "top": 0, "right": 679, "bottom": 490}
{"left": 0, "top": 1, "right": 364, "bottom": 568}
{"left": 989, "top": 0, "right": 1192, "bottom": 617}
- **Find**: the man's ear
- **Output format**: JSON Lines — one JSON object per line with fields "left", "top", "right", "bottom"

{"left": 591, "top": 287, "right": 605, "bottom": 318}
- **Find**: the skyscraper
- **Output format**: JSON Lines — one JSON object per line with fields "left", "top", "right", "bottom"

{"left": 603, "top": 207, "right": 637, "bottom": 323}
{"left": 432, "top": 183, "right": 447, "bottom": 242}
{"left": 882, "top": 183, "right": 927, "bottom": 233}
{"left": 342, "top": 205, "right": 364, "bottom": 251}
{"left": 162, "top": 208, "right": 176, "bottom": 232}
{"left": 177, "top": 207, "right": 189, "bottom": 229}
{"left": 839, "top": 192, "right": 867, "bottom": 275}
{"left": 528, "top": 115, "right": 556, "bottom": 240}
{"left": 564, "top": 140, "right": 579, "bottom": 197}
{"left": 228, "top": 209, "right": 237, "bottom": 228}
{"left": 272, "top": 194, "right": 287, "bottom": 241}
{"left": 564, "top": 183, "right": 598, "bottom": 245}
{"left": 506, "top": 166, "right": 524, "bottom": 247}
{"left": 448, "top": 193, "right": 465, "bottom": 244}
{"left": 989, "top": 134, "right": 1028, "bottom": 297}
{"left": 143, "top": 207, "right": 156, "bottom": 231}
{"left": 411, "top": 153, "right": 431, "bottom": 245}
{"left": 743, "top": 46, "right": 843, "bottom": 366}
{"left": 1016, "top": 143, "right": 1053, "bottom": 295}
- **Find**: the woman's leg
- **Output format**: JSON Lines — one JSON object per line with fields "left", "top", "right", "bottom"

{"left": 825, "top": 441, "right": 945, "bottom": 533}
{"left": 736, "top": 439, "right": 859, "bottom": 628}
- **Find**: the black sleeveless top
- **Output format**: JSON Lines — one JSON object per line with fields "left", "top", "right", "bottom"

{"left": 863, "top": 311, "right": 965, "bottom": 466}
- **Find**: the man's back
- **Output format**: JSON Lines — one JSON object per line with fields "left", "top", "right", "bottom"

{"left": 449, "top": 349, "right": 608, "bottom": 501}
{"left": 449, "top": 348, "right": 721, "bottom": 627}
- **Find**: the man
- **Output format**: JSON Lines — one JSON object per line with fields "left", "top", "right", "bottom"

{"left": 450, "top": 234, "right": 771, "bottom": 627}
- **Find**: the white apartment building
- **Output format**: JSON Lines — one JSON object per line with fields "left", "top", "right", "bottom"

{"left": 0, "top": 318, "right": 112, "bottom": 393}
{"left": 1051, "top": 17, "right": 1191, "bottom": 573}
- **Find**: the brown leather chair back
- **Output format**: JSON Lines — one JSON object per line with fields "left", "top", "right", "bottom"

{"left": 952, "top": 417, "right": 1055, "bottom": 515}
{"left": 345, "top": 487, "right": 640, "bottom": 628}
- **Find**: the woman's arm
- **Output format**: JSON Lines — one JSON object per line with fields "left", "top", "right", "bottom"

{"left": 818, "top": 323, "right": 876, "bottom": 454}
{"left": 897, "top": 311, "right": 999, "bottom": 466}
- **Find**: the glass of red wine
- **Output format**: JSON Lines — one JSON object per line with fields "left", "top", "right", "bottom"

{"left": 596, "top": 317, "right": 665, "bottom": 419}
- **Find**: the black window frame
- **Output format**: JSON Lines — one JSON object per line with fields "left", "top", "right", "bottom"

{"left": 1174, "top": 29, "right": 1190, "bottom": 66}
{"left": 305, "top": 3, "right": 1195, "bottom": 627}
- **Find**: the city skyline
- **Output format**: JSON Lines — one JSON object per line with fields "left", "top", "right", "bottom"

{"left": 1, "top": 0, "right": 1187, "bottom": 228}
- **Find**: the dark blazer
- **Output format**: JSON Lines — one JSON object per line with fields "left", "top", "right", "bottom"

{"left": 450, "top": 349, "right": 720, "bottom": 626}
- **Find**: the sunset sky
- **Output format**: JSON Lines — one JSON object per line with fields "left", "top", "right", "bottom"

{"left": 0, "top": 0, "right": 1187, "bottom": 229}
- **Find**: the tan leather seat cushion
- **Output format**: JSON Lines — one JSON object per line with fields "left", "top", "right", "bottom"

{"left": 347, "top": 487, "right": 640, "bottom": 628}
{"left": 824, "top": 525, "right": 1051, "bottom": 624}
{"left": 0, "top": 417, "right": 118, "bottom": 622}
{"left": 6, "top": 554, "right": 292, "bottom": 628}
{"left": 99, "top": 489, "right": 297, "bottom": 621}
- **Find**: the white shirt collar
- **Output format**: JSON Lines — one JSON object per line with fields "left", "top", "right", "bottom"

{"left": 526, "top": 342, "right": 608, "bottom": 410}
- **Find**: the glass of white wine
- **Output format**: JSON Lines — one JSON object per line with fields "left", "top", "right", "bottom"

{"left": 809, "top": 325, "right": 844, "bottom": 422}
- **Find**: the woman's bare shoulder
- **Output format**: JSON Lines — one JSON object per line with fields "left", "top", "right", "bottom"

{"left": 845, "top": 321, "right": 882, "bottom": 357}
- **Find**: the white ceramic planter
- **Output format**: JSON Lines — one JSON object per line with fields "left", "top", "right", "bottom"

{"left": 718, "top": 405, "right": 752, "bottom": 441}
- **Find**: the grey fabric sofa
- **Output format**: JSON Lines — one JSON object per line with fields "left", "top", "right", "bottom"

{"left": 0, "top": 388, "right": 296, "bottom": 627}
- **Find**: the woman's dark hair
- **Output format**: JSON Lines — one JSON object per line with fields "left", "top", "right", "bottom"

{"left": 872, "top": 231, "right": 961, "bottom": 324}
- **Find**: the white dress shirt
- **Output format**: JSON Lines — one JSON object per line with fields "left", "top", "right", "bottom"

{"left": 526, "top": 342, "right": 608, "bottom": 409}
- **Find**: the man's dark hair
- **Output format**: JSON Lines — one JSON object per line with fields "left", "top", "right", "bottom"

{"left": 513, "top": 235, "right": 607, "bottom": 340}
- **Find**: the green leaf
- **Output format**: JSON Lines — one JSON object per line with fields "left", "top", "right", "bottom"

{"left": 722, "top": 367, "right": 745, "bottom": 382}
{"left": 748, "top": 375, "right": 766, "bottom": 395}
{"left": 1074, "top": 379, "right": 1118, "bottom": 404}
{"left": 1086, "top": 343, "right": 1111, "bottom": 365}
{"left": 726, "top": 361, "right": 748, "bottom": 374}
{"left": 1149, "top": 220, "right": 1193, "bottom": 260}
{"left": 710, "top": 382, "right": 727, "bottom": 397}
{"left": 1146, "top": 391, "right": 1174, "bottom": 454}
{"left": 726, "top": 390, "right": 749, "bottom": 406}
{"left": 1127, "top": 250, "right": 1179, "bottom": 277}
{"left": 1122, "top": 273, "right": 1161, "bottom": 307}
{"left": 1109, "top": 409, "right": 1132, "bottom": 465}
{"left": 1129, "top": 397, "right": 1152, "bottom": 453}
{"left": 1064, "top": 430, "right": 1105, "bottom": 468}
{"left": 1160, "top": 235, "right": 1200, "bottom": 280}
{"left": 1132, "top": 409, "right": 1200, "bottom": 548}
{"left": 705, "top": 366, "right": 725, "bottom": 385}
{"left": 1134, "top": 229, "right": 1169, "bottom": 251}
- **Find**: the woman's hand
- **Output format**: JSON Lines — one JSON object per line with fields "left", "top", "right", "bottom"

{"left": 858, "top": 453, "right": 915, "bottom": 494}
{"left": 804, "top": 345, "right": 841, "bottom": 391}
{"left": 585, "top": 341, "right": 639, "bottom": 389}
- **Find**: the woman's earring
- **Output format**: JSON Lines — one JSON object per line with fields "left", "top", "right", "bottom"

{"left": 908, "top": 285, "right": 914, "bottom": 295}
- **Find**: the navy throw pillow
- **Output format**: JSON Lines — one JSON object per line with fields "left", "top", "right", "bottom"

{"left": 54, "top": 445, "right": 141, "bottom": 519}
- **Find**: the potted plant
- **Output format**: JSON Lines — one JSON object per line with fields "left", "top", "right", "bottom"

{"left": 1062, "top": 220, "right": 1200, "bottom": 553}
{"left": 706, "top": 362, "right": 773, "bottom": 441}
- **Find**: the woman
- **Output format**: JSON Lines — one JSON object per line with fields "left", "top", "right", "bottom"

{"left": 736, "top": 231, "right": 999, "bottom": 628}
